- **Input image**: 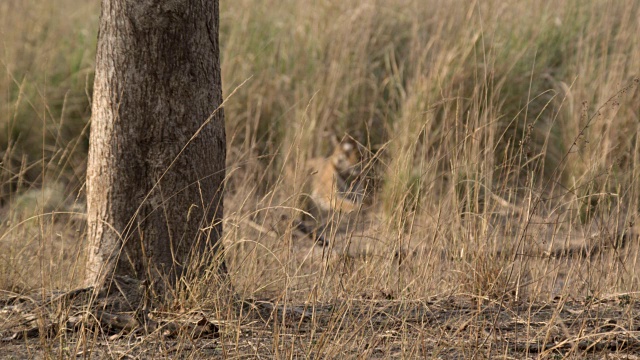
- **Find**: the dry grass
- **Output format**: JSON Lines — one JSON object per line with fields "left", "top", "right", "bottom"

{"left": 1, "top": 0, "right": 640, "bottom": 358}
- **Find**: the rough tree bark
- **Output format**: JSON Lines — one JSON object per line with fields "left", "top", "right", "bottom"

{"left": 86, "top": 0, "right": 226, "bottom": 307}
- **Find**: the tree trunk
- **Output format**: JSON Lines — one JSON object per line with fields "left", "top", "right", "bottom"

{"left": 85, "top": 0, "right": 226, "bottom": 303}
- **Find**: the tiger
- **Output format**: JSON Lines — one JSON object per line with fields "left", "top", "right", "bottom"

{"left": 295, "top": 135, "right": 368, "bottom": 246}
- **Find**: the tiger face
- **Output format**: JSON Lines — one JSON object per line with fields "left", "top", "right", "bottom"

{"left": 330, "top": 137, "right": 364, "bottom": 180}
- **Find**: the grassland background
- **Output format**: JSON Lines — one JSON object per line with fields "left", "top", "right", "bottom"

{"left": 1, "top": 0, "right": 639, "bottom": 305}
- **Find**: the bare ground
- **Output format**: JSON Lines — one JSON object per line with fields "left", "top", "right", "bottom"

{"left": 1, "top": 292, "right": 640, "bottom": 359}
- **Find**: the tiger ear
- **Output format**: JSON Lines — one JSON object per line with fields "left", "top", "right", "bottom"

{"left": 329, "top": 133, "right": 340, "bottom": 147}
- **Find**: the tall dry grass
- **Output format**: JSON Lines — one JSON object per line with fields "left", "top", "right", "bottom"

{"left": 219, "top": 0, "right": 640, "bottom": 303}
{"left": 0, "top": 0, "right": 638, "bottom": 327}
{"left": 0, "top": 0, "right": 94, "bottom": 292}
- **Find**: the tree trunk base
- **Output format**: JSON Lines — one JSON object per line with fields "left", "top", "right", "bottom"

{"left": 0, "top": 279, "right": 225, "bottom": 341}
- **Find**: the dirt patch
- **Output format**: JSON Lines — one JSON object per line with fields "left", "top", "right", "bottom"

{"left": 2, "top": 294, "right": 639, "bottom": 359}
